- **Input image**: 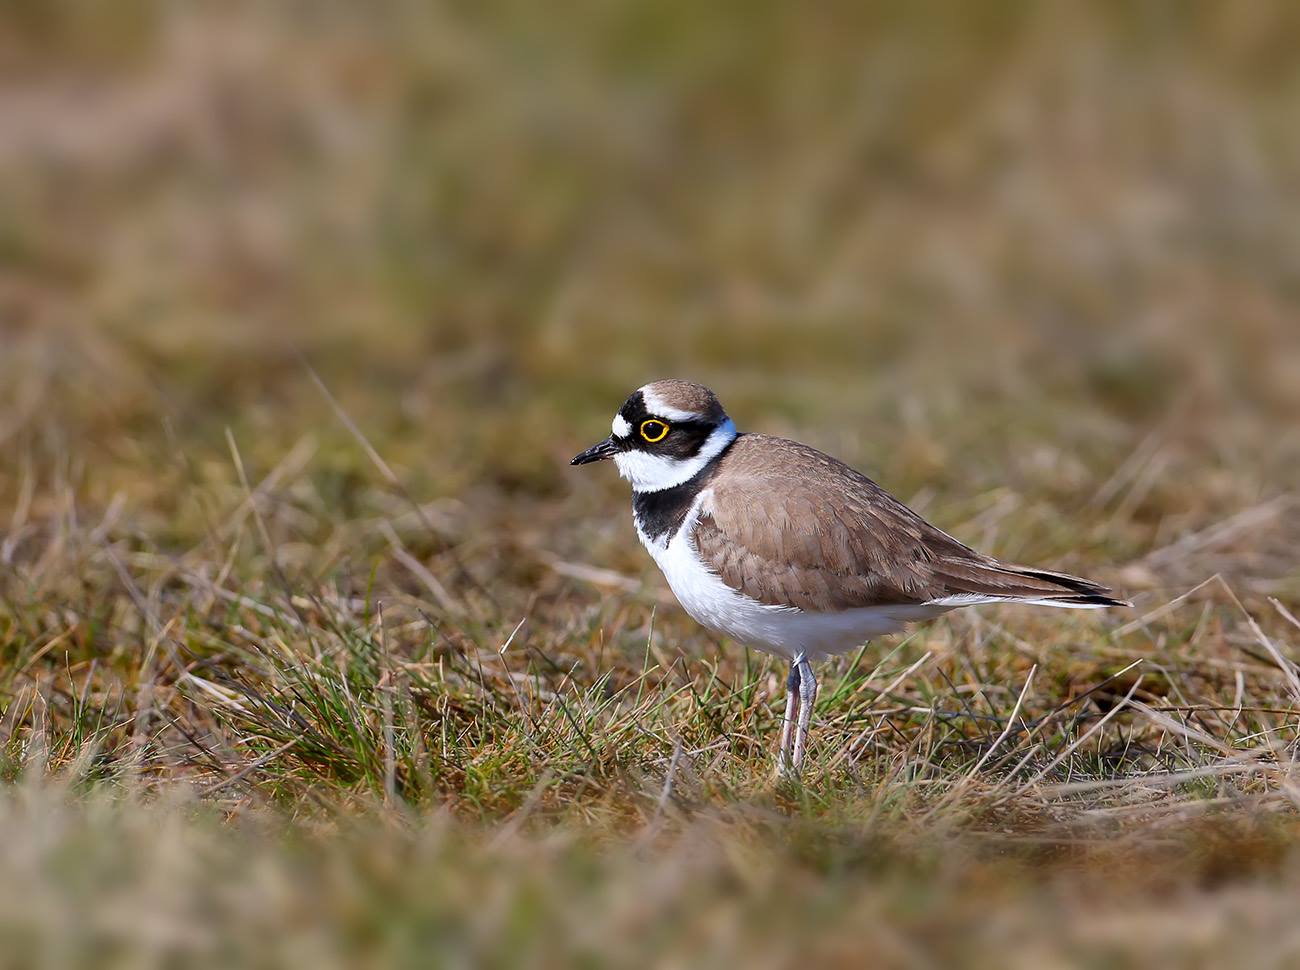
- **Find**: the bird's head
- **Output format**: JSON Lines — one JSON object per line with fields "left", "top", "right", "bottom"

{"left": 571, "top": 380, "right": 737, "bottom": 492}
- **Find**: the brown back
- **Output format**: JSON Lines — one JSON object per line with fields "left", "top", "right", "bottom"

{"left": 693, "top": 435, "right": 1123, "bottom": 612}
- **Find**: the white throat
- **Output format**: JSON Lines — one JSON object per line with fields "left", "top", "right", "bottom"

{"left": 614, "top": 419, "right": 737, "bottom": 493}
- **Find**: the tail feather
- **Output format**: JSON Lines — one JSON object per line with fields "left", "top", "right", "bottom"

{"left": 929, "top": 556, "right": 1131, "bottom": 609}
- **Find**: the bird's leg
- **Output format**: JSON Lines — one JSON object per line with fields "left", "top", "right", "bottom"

{"left": 791, "top": 656, "right": 818, "bottom": 772}
{"left": 778, "top": 658, "right": 801, "bottom": 773}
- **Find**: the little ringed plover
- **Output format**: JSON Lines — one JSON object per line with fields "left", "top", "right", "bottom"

{"left": 572, "top": 380, "right": 1129, "bottom": 773}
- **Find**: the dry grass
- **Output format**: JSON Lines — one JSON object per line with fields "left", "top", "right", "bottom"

{"left": 2, "top": 2, "right": 1300, "bottom": 966}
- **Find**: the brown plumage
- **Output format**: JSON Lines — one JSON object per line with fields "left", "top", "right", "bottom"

{"left": 573, "top": 379, "right": 1130, "bottom": 773}
{"left": 644, "top": 380, "right": 729, "bottom": 424}
{"left": 693, "top": 434, "right": 1127, "bottom": 613}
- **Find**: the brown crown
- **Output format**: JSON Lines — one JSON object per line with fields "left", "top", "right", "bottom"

{"left": 643, "top": 380, "right": 728, "bottom": 423}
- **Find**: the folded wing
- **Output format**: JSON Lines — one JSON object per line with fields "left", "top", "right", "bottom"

{"left": 692, "top": 436, "right": 1128, "bottom": 613}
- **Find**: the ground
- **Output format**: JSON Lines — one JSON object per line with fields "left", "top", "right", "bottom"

{"left": 2, "top": 2, "right": 1300, "bottom": 967}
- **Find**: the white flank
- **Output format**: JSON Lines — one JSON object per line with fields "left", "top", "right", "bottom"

{"left": 640, "top": 384, "right": 705, "bottom": 423}
{"left": 614, "top": 418, "right": 737, "bottom": 492}
{"left": 637, "top": 490, "right": 954, "bottom": 660}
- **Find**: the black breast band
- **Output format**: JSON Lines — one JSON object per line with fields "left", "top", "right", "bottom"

{"left": 631, "top": 438, "right": 736, "bottom": 543}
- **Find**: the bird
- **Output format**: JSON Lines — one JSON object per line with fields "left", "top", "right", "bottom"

{"left": 571, "top": 380, "right": 1129, "bottom": 774}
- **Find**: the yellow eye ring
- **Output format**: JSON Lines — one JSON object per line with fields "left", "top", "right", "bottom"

{"left": 640, "top": 419, "right": 669, "bottom": 443}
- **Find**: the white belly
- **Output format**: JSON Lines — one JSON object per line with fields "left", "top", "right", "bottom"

{"left": 636, "top": 492, "right": 949, "bottom": 660}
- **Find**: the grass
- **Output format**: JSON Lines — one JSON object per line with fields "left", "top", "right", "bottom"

{"left": 3, "top": 1, "right": 1300, "bottom": 966}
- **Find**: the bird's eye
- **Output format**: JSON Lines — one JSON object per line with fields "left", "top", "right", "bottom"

{"left": 640, "top": 419, "right": 669, "bottom": 443}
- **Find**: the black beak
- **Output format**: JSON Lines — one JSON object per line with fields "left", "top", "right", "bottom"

{"left": 571, "top": 436, "right": 621, "bottom": 466}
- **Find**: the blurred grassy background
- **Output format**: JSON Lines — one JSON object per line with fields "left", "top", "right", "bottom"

{"left": 3, "top": 1, "right": 1300, "bottom": 966}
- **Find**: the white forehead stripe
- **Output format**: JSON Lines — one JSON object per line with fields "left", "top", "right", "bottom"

{"left": 639, "top": 385, "right": 703, "bottom": 423}
{"left": 611, "top": 414, "right": 632, "bottom": 437}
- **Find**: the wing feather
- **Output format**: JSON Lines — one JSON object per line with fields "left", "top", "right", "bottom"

{"left": 691, "top": 435, "right": 1127, "bottom": 613}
